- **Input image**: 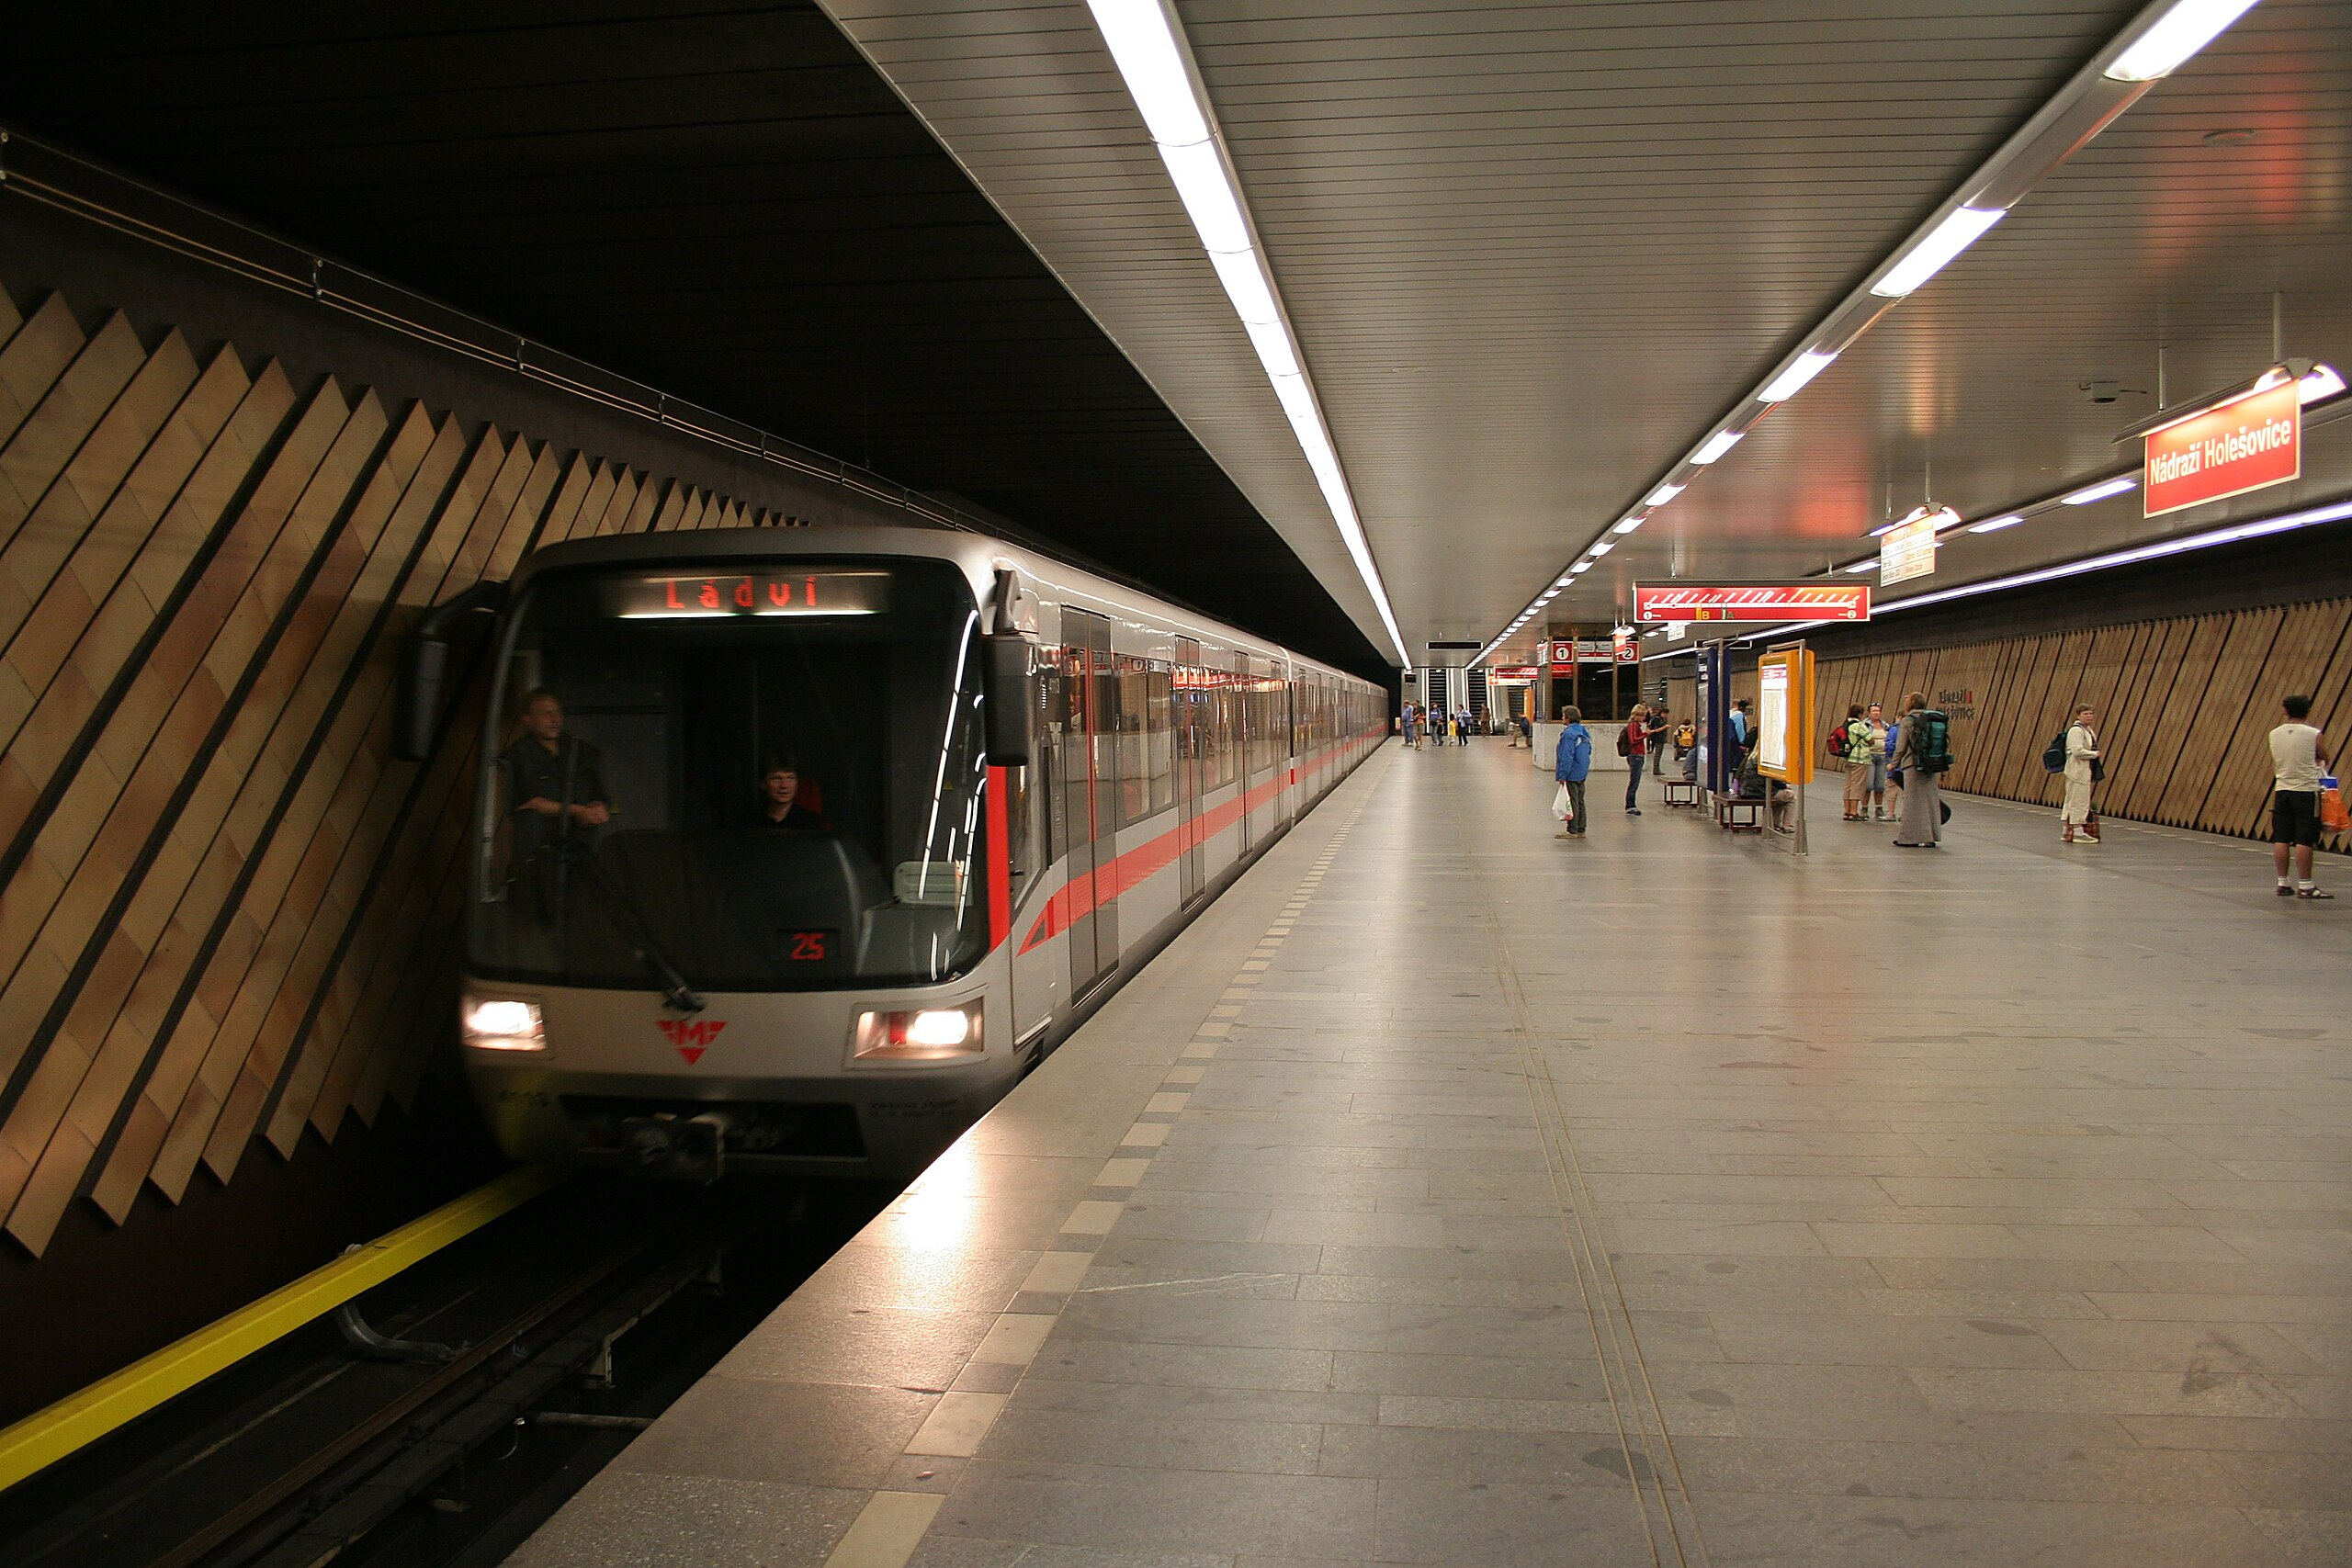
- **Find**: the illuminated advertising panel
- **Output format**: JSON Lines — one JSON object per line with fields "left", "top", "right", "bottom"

{"left": 1633, "top": 582, "right": 1871, "bottom": 623}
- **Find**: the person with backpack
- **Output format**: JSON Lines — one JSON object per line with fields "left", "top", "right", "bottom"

{"left": 2055, "top": 705, "right": 2102, "bottom": 845}
{"left": 1554, "top": 705, "right": 1593, "bottom": 839}
{"left": 1830, "top": 703, "right": 1872, "bottom": 819}
{"left": 1890, "top": 691, "right": 1948, "bottom": 847}
{"left": 1619, "top": 703, "right": 1657, "bottom": 814}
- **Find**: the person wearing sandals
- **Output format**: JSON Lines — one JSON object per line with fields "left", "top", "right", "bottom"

{"left": 2060, "top": 705, "right": 2102, "bottom": 845}
{"left": 2269, "top": 694, "right": 2334, "bottom": 898}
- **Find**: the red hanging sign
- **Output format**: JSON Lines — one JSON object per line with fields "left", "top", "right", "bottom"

{"left": 1633, "top": 582, "right": 1871, "bottom": 623}
{"left": 2143, "top": 378, "right": 2300, "bottom": 517}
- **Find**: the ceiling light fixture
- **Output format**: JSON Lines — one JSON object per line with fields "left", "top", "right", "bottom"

{"left": 1968, "top": 513, "right": 2025, "bottom": 533}
{"left": 1612, "top": 517, "right": 1645, "bottom": 535}
{"left": 1083, "top": 0, "right": 1408, "bottom": 665}
{"left": 1690, "top": 431, "right": 1745, "bottom": 465}
{"left": 1870, "top": 206, "right": 2007, "bottom": 298}
{"left": 1847, "top": 560, "right": 1881, "bottom": 573}
{"left": 2106, "top": 0, "right": 2263, "bottom": 81}
{"left": 2062, "top": 476, "right": 2139, "bottom": 505}
{"left": 1589, "top": 541, "right": 1614, "bottom": 557}
{"left": 1645, "top": 482, "right": 1685, "bottom": 507}
{"left": 1758, "top": 351, "right": 1838, "bottom": 403}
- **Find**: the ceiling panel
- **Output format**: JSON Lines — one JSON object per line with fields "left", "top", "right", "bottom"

{"left": 819, "top": 0, "right": 2351, "bottom": 663}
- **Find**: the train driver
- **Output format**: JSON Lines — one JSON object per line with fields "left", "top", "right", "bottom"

{"left": 502, "top": 688, "right": 613, "bottom": 859}
{"left": 754, "top": 756, "right": 830, "bottom": 831}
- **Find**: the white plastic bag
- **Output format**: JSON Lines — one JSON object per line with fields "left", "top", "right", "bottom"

{"left": 1552, "top": 782, "right": 1574, "bottom": 821}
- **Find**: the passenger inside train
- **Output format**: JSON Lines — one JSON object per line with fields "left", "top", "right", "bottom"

{"left": 751, "top": 756, "right": 830, "bottom": 831}
{"left": 471, "top": 558, "right": 990, "bottom": 992}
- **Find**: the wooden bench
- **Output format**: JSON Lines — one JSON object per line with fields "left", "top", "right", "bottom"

{"left": 1716, "top": 796, "right": 1765, "bottom": 832}
{"left": 1662, "top": 779, "right": 1699, "bottom": 807}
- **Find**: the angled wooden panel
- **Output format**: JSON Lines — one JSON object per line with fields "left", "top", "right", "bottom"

{"left": 2197, "top": 607, "right": 2306, "bottom": 838}
{"left": 2125, "top": 616, "right": 2229, "bottom": 823}
{"left": 0, "top": 296, "right": 90, "bottom": 457}
{"left": 4, "top": 347, "right": 248, "bottom": 710}
{"left": 0, "top": 312, "right": 149, "bottom": 558}
{"left": 191, "top": 423, "right": 513, "bottom": 1182}
{"left": 84, "top": 403, "right": 447, "bottom": 1219}
{"left": 2109, "top": 619, "right": 2189, "bottom": 820}
{"left": 0, "top": 332, "right": 199, "bottom": 672}
{"left": 0, "top": 381, "right": 362, "bottom": 1249}
{"left": 2152, "top": 613, "right": 2263, "bottom": 829}
{"left": 139, "top": 414, "right": 477, "bottom": 1201}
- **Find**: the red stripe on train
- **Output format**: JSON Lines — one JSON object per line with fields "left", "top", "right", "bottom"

{"left": 1013, "top": 727, "right": 1383, "bottom": 956}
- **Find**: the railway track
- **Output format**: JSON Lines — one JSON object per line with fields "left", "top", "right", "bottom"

{"left": 0, "top": 1173, "right": 889, "bottom": 1568}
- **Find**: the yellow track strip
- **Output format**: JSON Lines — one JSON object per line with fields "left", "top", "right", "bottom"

{"left": 0, "top": 1164, "right": 565, "bottom": 1495}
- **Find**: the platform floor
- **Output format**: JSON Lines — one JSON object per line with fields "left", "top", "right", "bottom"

{"left": 509, "top": 740, "right": 2350, "bottom": 1568}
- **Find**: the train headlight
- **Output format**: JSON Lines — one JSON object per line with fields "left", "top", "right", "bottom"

{"left": 463, "top": 996, "right": 545, "bottom": 1051}
{"left": 853, "top": 1004, "right": 983, "bottom": 1061}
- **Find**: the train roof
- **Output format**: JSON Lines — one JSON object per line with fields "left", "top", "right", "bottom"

{"left": 511, "top": 525, "right": 1380, "bottom": 688}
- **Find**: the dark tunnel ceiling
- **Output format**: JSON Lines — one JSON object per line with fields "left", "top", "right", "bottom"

{"left": 0, "top": 0, "right": 1390, "bottom": 682}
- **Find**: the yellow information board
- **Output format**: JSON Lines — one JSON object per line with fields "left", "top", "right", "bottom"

{"left": 1756, "top": 649, "right": 1815, "bottom": 784}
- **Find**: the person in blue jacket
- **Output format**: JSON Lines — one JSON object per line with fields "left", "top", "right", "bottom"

{"left": 1554, "top": 705, "right": 1592, "bottom": 840}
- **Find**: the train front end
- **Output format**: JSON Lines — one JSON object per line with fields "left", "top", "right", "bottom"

{"left": 455, "top": 543, "right": 1020, "bottom": 1179}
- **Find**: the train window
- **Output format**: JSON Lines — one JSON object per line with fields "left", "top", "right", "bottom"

{"left": 469, "top": 558, "right": 992, "bottom": 992}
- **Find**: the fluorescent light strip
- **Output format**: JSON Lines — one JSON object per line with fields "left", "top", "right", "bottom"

{"left": 1771, "top": 497, "right": 2352, "bottom": 637}
{"left": 1758, "top": 351, "right": 1838, "bottom": 403}
{"left": 1085, "top": 0, "right": 1407, "bottom": 664}
{"left": 2107, "top": 0, "right": 2263, "bottom": 81}
{"left": 1967, "top": 513, "right": 2024, "bottom": 534}
{"left": 1612, "top": 517, "right": 1644, "bottom": 535}
{"left": 1690, "top": 431, "right": 1745, "bottom": 465}
{"left": 1871, "top": 206, "right": 2007, "bottom": 299}
{"left": 2062, "top": 476, "right": 2139, "bottom": 505}
{"left": 1645, "top": 482, "right": 1685, "bottom": 507}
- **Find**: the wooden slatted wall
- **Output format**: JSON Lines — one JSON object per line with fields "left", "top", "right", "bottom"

{"left": 0, "top": 291, "right": 787, "bottom": 1256}
{"left": 1663, "top": 598, "right": 2352, "bottom": 850}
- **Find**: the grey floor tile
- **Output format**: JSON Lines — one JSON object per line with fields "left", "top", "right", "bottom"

{"left": 930, "top": 1460, "right": 1377, "bottom": 1560}
{"left": 504, "top": 1471, "right": 865, "bottom": 1568}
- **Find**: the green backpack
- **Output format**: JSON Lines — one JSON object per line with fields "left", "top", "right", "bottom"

{"left": 1913, "top": 710, "right": 1953, "bottom": 775}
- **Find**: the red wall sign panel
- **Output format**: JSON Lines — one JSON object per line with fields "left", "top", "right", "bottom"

{"left": 1633, "top": 582, "right": 1871, "bottom": 623}
{"left": 2143, "top": 380, "right": 2300, "bottom": 517}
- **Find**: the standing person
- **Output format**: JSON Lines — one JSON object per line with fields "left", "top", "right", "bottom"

{"left": 1620, "top": 703, "right": 1653, "bottom": 815}
{"left": 1724, "top": 699, "right": 1753, "bottom": 793}
{"left": 2268, "top": 694, "right": 2334, "bottom": 898}
{"left": 1643, "top": 707, "right": 1670, "bottom": 795}
{"left": 2060, "top": 705, "right": 2102, "bottom": 845}
{"left": 1835, "top": 703, "right": 1872, "bottom": 820}
{"left": 1862, "top": 702, "right": 1893, "bottom": 819}
{"left": 1890, "top": 692, "right": 1942, "bottom": 848}
{"left": 1457, "top": 705, "right": 1473, "bottom": 745}
{"left": 498, "top": 688, "right": 613, "bottom": 922}
{"left": 1554, "top": 705, "right": 1592, "bottom": 839}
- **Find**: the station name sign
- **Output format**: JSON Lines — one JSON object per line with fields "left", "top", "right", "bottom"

{"left": 1632, "top": 582, "right": 1871, "bottom": 623}
{"left": 2143, "top": 378, "right": 2300, "bottom": 517}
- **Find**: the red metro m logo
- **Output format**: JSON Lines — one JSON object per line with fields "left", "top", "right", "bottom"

{"left": 657, "top": 1018, "right": 729, "bottom": 1065}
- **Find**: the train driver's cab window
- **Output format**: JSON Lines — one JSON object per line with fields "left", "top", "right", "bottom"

{"left": 468, "top": 558, "right": 992, "bottom": 993}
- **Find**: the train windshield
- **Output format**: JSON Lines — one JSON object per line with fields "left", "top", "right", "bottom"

{"left": 466, "top": 557, "right": 990, "bottom": 993}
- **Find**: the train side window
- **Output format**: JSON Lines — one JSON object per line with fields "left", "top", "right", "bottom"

{"left": 1143, "top": 660, "right": 1173, "bottom": 818}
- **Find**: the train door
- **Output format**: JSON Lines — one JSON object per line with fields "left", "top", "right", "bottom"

{"left": 1067, "top": 609, "right": 1120, "bottom": 997}
{"left": 1175, "top": 637, "right": 1205, "bottom": 905}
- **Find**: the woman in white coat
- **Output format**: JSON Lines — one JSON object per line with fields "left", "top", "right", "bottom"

{"left": 2062, "top": 705, "right": 2102, "bottom": 844}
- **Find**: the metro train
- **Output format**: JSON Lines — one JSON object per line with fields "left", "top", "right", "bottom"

{"left": 396, "top": 525, "right": 1386, "bottom": 1180}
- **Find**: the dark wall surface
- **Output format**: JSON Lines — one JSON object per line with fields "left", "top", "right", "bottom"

{"left": 0, "top": 0, "right": 1388, "bottom": 683}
